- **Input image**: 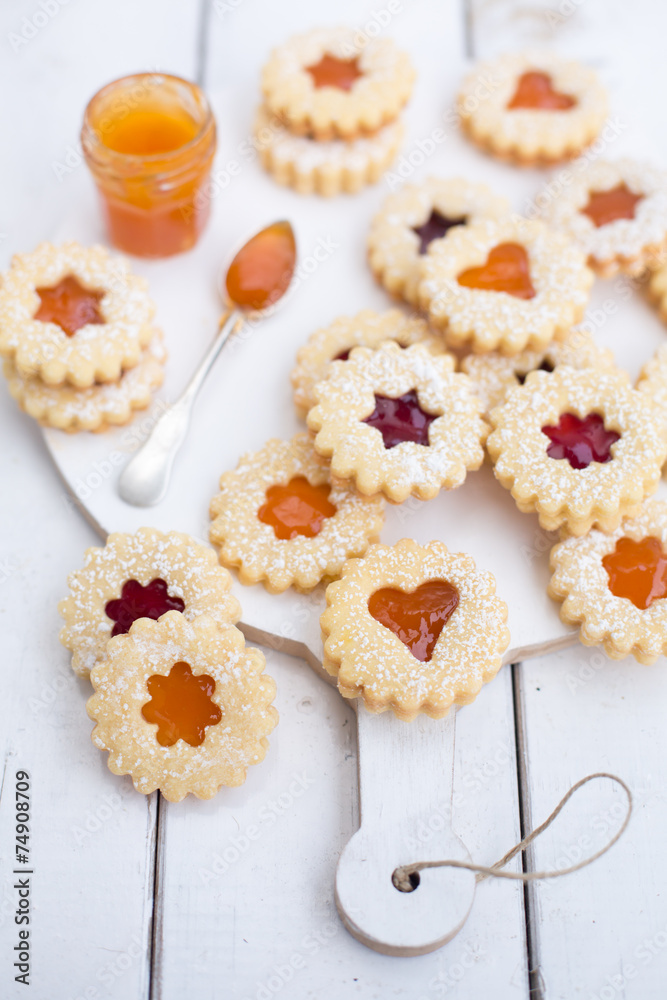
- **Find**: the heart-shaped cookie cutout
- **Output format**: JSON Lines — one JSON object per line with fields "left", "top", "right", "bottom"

{"left": 368, "top": 579, "right": 459, "bottom": 662}
{"left": 603, "top": 536, "right": 667, "bottom": 610}
{"left": 507, "top": 71, "right": 576, "bottom": 111}
{"left": 457, "top": 242, "right": 536, "bottom": 300}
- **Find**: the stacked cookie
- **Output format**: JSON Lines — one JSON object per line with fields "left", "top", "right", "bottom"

{"left": 255, "top": 27, "right": 415, "bottom": 196}
{"left": 0, "top": 241, "right": 165, "bottom": 432}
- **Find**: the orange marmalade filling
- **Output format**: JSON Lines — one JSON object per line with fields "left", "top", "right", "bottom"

{"left": 141, "top": 661, "right": 222, "bottom": 747}
{"left": 457, "top": 243, "right": 536, "bottom": 299}
{"left": 368, "top": 580, "right": 460, "bottom": 662}
{"left": 34, "top": 275, "right": 104, "bottom": 336}
{"left": 581, "top": 184, "right": 644, "bottom": 228}
{"left": 258, "top": 477, "right": 336, "bottom": 540}
{"left": 507, "top": 71, "right": 576, "bottom": 110}
{"left": 225, "top": 221, "right": 297, "bottom": 311}
{"left": 602, "top": 536, "right": 667, "bottom": 610}
{"left": 102, "top": 109, "right": 198, "bottom": 155}
{"left": 305, "top": 54, "right": 362, "bottom": 91}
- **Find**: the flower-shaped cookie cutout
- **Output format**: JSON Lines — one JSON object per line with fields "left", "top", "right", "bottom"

{"left": 541, "top": 159, "right": 667, "bottom": 277}
{"left": 321, "top": 539, "right": 510, "bottom": 721}
{"left": 549, "top": 500, "right": 667, "bottom": 663}
{"left": 487, "top": 366, "right": 667, "bottom": 536}
{"left": 418, "top": 217, "right": 592, "bottom": 355}
{"left": 261, "top": 27, "right": 415, "bottom": 140}
{"left": 292, "top": 309, "right": 445, "bottom": 417}
{"left": 461, "top": 326, "right": 616, "bottom": 418}
{"left": 0, "top": 242, "right": 155, "bottom": 387}
{"left": 254, "top": 105, "right": 404, "bottom": 197}
{"left": 87, "top": 612, "right": 278, "bottom": 801}
{"left": 209, "top": 433, "right": 384, "bottom": 593}
{"left": 458, "top": 51, "right": 608, "bottom": 165}
{"left": 59, "top": 528, "right": 241, "bottom": 677}
{"left": 307, "top": 342, "right": 486, "bottom": 503}
{"left": 4, "top": 332, "right": 166, "bottom": 432}
{"left": 636, "top": 343, "right": 667, "bottom": 445}
{"left": 368, "top": 177, "right": 510, "bottom": 304}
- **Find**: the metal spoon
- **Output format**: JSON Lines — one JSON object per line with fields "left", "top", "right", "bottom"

{"left": 118, "top": 221, "right": 296, "bottom": 507}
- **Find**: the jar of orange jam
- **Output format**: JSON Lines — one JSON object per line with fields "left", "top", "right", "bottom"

{"left": 81, "top": 73, "right": 217, "bottom": 258}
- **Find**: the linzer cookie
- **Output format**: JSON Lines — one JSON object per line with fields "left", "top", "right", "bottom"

{"left": 549, "top": 500, "right": 667, "bottom": 663}
{"left": 418, "top": 217, "right": 592, "bottom": 355}
{"left": 59, "top": 528, "right": 241, "bottom": 677}
{"left": 321, "top": 539, "right": 510, "bottom": 721}
{"left": 367, "top": 177, "right": 510, "bottom": 304}
{"left": 487, "top": 366, "right": 667, "bottom": 536}
{"left": 87, "top": 612, "right": 278, "bottom": 801}
{"left": 636, "top": 343, "right": 667, "bottom": 445}
{"left": 209, "top": 433, "right": 384, "bottom": 593}
{"left": 0, "top": 242, "right": 155, "bottom": 387}
{"left": 458, "top": 51, "right": 608, "bottom": 165}
{"left": 261, "top": 27, "right": 415, "bottom": 140}
{"left": 541, "top": 159, "right": 667, "bottom": 276}
{"left": 291, "top": 309, "right": 445, "bottom": 417}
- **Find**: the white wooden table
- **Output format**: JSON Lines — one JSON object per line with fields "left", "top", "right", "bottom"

{"left": 1, "top": 2, "right": 667, "bottom": 997}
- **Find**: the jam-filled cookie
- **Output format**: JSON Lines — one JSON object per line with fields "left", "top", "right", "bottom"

{"left": 636, "top": 343, "right": 667, "bottom": 446}
{"left": 321, "top": 539, "right": 510, "bottom": 721}
{"left": 209, "top": 433, "right": 384, "bottom": 593}
{"left": 59, "top": 528, "right": 241, "bottom": 677}
{"left": 87, "top": 612, "right": 278, "bottom": 801}
{"left": 458, "top": 51, "right": 608, "bottom": 165}
{"left": 367, "top": 177, "right": 510, "bottom": 304}
{"left": 487, "top": 366, "right": 667, "bottom": 536}
{"left": 261, "top": 27, "right": 415, "bottom": 140}
{"left": 549, "top": 500, "right": 667, "bottom": 663}
{"left": 4, "top": 332, "right": 166, "bottom": 432}
{"left": 418, "top": 217, "right": 592, "bottom": 355}
{"left": 461, "top": 327, "right": 615, "bottom": 418}
{"left": 307, "top": 342, "right": 486, "bottom": 503}
{"left": 0, "top": 242, "right": 155, "bottom": 387}
{"left": 541, "top": 159, "right": 667, "bottom": 277}
{"left": 291, "top": 309, "right": 445, "bottom": 417}
{"left": 254, "top": 104, "right": 403, "bottom": 196}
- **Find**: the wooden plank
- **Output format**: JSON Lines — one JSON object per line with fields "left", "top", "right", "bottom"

{"left": 0, "top": 3, "right": 201, "bottom": 998}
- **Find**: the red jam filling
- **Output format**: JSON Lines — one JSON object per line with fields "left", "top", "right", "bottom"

{"left": 457, "top": 243, "right": 536, "bottom": 299}
{"left": 258, "top": 476, "right": 336, "bottom": 540}
{"left": 105, "top": 578, "right": 185, "bottom": 637}
{"left": 603, "top": 536, "right": 667, "bottom": 610}
{"left": 225, "top": 221, "right": 296, "bottom": 311}
{"left": 141, "top": 661, "right": 222, "bottom": 747}
{"left": 305, "top": 54, "right": 362, "bottom": 91}
{"left": 412, "top": 211, "right": 468, "bottom": 254}
{"left": 581, "top": 184, "right": 643, "bottom": 228}
{"left": 363, "top": 389, "right": 436, "bottom": 449}
{"left": 507, "top": 71, "right": 576, "bottom": 110}
{"left": 542, "top": 412, "right": 620, "bottom": 469}
{"left": 34, "top": 275, "right": 104, "bottom": 337}
{"left": 368, "top": 580, "right": 460, "bottom": 662}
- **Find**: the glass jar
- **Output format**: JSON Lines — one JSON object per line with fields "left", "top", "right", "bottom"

{"left": 82, "top": 73, "right": 217, "bottom": 258}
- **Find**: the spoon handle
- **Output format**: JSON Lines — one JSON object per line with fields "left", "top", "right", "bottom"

{"left": 118, "top": 308, "right": 243, "bottom": 507}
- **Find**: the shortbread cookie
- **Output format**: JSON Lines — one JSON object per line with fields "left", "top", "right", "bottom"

{"left": 461, "top": 327, "right": 615, "bottom": 417}
{"left": 321, "top": 539, "right": 510, "bottom": 720}
{"left": 87, "top": 612, "right": 278, "bottom": 801}
{"left": 648, "top": 258, "right": 667, "bottom": 325}
{"left": 487, "top": 366, "right": 667, "bottom": 536}
{"left": 636, "top": 343, "right": 667, "bottom": 445}
{"left": 209, "top": 433, "right": 384, "bottom": 593}
{"left": 4, "top": 332, "right": 166, "bottom": 432}
{"left": 458, "top": 51, "right": 608, "bottom": 165}
{"left": 367, "top": 178, "right": 510, "bottom": 304}
{"left": 541, "top": 159, "right": 667, "bottom": 277}
{"left": 0, "top": 242, "right": 155, "bottom": 387}
{"left": 291, "top": 309, "right": 445, "bottom": 417}
{"left": 59, "top": 528, "right": 241, "bottom": 677}
{"left": 254, "top": 105, "right": 403, "bottom": 196}
{"left": 307, "top": 342, "right": 486, "bottom": 503}
{"left": 418, "top": 217, "right": 593, "bottom": 355}
{"left": 549, "top": 500, "right": 667, "bottom": 663}
{"left": 261, "top": 27, "right": 415, "bottom": 140}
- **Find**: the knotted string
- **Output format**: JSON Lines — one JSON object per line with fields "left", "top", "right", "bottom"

{"left": 392, "top": 772, "right": 632, "bottom": 892}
